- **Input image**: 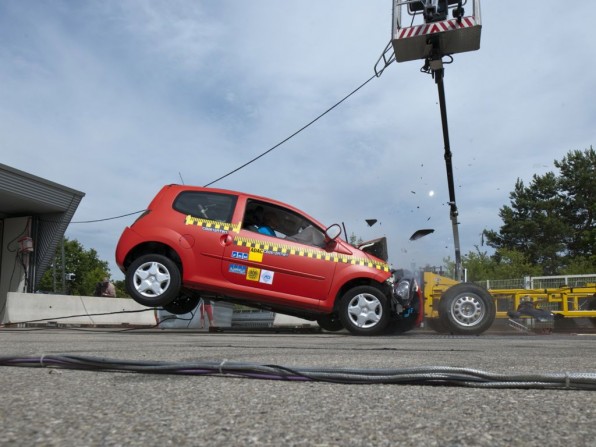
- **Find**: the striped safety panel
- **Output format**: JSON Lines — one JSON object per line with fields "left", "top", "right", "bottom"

{"left": 397, "top": 16, "right": 477, "bottom": 39}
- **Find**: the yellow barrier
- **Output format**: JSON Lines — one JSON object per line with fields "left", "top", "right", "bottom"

{"left": 422, "top": 272, "right": 596, "bottom": 320}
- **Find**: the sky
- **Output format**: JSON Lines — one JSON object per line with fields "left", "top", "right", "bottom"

{"left": 1, "top": 1, "right": 595, "bottom": 280}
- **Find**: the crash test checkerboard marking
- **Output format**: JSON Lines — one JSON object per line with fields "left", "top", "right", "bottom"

{"left": 233, "top": 236, "right": 389, "bottom": 272}
{"left": 184, "top": 215, "right": 389, "bottom": 272}
{"left": 185, "top": 215, "right": 241, "bottom": 233}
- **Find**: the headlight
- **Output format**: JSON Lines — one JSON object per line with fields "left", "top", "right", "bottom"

{"left": 394, "top": 279, "right": 411, "bottom": 304}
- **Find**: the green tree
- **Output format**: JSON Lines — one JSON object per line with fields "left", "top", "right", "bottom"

{"left": 348, "top": 233, "right": 363, "bottom": 246}
{"left": 445, "top": 248, "right": 541, "bottom": 282}
{"left": 459, "top": 248, "right": 493, "bottom": 281}
{"left": 38, "top": 238, "right": 111, "bottom": 296}
{"left": 487, "top": 248, "right": 542, "bottom": 279}
{"left": 114, "top": 279, "right": 129, "bottom": 298}
{"left": 555, "top": 147, "right": 596, "bottom": 265}
{"left": 484, "top": 147, "right": 596, "bottom": 275}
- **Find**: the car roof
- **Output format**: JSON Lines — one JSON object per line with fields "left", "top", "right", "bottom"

{"left": 157, "top": 184, "right": 327, "bottom": 228}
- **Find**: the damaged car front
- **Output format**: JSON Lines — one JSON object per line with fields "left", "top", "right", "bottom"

{"left": 357, "top": 237, "right": 423, "bottom": 334}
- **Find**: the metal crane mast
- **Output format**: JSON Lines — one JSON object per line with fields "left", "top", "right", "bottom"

{"left": 390, "top": 0, "right": 482, "bottom": 281}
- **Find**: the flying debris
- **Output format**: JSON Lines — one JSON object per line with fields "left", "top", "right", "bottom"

{"left": 365, "top": 219, "right": 378, "bottom": 227}
{"left": 409, "top": 229, "right": 435, "bottom": 241}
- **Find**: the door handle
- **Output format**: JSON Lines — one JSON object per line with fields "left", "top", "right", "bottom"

{"left": 220, "top": 234, "right": 233, "bottom": 246}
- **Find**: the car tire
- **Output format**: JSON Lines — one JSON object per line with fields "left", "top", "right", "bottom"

{"left": 162, "top": 294, "right": 200, "bottom": 315}
{"left": 383, "top": 319, "right": 412, "bottom": 335}
{"left": 588, "top": 296, "right": 596, "bottom": 325}
{"left": 316, "top": 314, "right": 344, "bottom": 332}
{"left": 126, "top": 254, "right": 181, "bottom": 307}
{"left": 438, "top": 283, "right": 496, "bottom": 335}
{"left": 338, "top": 285, "right": 390, "bottom": 335}
{"left": 426, "top": 317, "right": 448, "bottom": 333}
{"left": 384, "top": 297, "right": 421, "bottom": 335}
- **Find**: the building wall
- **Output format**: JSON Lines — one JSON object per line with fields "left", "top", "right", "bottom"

{"left": 0, "top": 217, "right": 31, "bottom": 322}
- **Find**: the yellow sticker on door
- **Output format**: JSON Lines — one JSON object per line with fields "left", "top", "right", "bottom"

{"left": 248, "top": 247, "right": 264, "bottom": 262}
{"left": 246, "top": 267, "right": 261, "bottom": 282}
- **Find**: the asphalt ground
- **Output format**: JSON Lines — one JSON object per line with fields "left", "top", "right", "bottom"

{"left": 1, "top": 327, "right": 595, "bottom": 447}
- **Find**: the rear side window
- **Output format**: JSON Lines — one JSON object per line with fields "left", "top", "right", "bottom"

{"left": 173, "top": 191, "right": 237, "bottom": 223}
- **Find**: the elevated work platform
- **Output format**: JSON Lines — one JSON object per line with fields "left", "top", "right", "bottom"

{"left": 391, "top": 0, "right": 482, "bottom": 62}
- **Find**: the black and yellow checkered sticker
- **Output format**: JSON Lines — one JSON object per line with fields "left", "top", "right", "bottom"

{"left": 234, "top": 236, "right": 389, "bottom": 272}
{"left": 184, "top": 216, "right": 389, "bottom": 272}
{"left": 185, "top": 215, "right": 241, "bottom": 233}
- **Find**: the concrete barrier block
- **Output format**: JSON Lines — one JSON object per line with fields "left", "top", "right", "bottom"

{"left": 272, "top": 313, "right": 318, "bottom": 328}
{"left": 5, "top": 292, "right": 156, "bottom": 326}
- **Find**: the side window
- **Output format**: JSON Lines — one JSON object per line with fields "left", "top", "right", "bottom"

{"left": 173, "top": 191, "right": 237, "bottom": 222}
{"left": 243, "top": 200, "right": 326, "bottom": 248}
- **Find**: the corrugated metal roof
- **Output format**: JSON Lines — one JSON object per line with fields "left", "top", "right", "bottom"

{"left": 0, "top": 163, "right": 85, "bottom": 288}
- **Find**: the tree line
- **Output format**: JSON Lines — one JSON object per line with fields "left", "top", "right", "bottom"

{"left": 38, "top": 238, "right": 127, "bottom": 297}
{"left": 457, "top": 147, "right": 595, "bottom": 281}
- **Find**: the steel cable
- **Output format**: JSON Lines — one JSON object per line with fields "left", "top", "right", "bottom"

{"left": 1, "top": 355, "right": 595, "bottom": 390}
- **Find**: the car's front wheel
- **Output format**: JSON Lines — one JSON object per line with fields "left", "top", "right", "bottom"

{"left": 126, "top": 254, "right": 181, "bottom": 307}
{"left": 338, "top": 286, "right": 390, "bottom": 335}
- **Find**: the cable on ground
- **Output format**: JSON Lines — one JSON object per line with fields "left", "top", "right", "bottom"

{"left": 1, "top": 354, "right": 595, "bottom": 390}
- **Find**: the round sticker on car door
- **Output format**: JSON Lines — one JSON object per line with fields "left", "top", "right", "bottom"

{"left": 259, "top": 270, "right": 274, "bottom": 284}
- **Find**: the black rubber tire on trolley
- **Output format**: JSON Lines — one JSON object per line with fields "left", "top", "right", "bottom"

{"left": 588, "top": 296, "right": 596, "bottom": 325}
{"left": 438, "top": 283, "right": 496, "bottom": 335}
{"left": 426, "top": 317, "right": 449, "bottom": 334}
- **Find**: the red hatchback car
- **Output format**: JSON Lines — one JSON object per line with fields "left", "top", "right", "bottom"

{"left": 116, "top": 185, "right": 422, "bottom": 335}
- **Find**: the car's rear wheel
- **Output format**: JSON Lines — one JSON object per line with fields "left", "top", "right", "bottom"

{"left": 317, "top": 314, "right": 344, "bottom": 332}
{"left": 162, "top": 294, "right": 200, "bottom": 315}
{"left": 338, "top": 286, "right": 390, "bottom": 335}
{"left": 126, "top": 254, "right": 181, "bottom": 307}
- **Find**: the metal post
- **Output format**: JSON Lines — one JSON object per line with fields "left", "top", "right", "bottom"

{"left": 61, "top": 237, "right": 66, "bottom": 294}
{"left": 433, "top": 67, "right": 463, "bottom": 281}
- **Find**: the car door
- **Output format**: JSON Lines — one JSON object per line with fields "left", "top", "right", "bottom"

{"left": 172, "top": 190, "right": 239, "bottom": 284}
{"left": 221, "top": 197, "right": 337, "bottom": 309}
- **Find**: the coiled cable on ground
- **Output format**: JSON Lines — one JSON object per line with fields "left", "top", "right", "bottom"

{"left": 1, "top": 354, "right": 595, "bottom": 390}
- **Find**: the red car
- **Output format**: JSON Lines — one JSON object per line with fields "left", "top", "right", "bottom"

{"left": 116, "top": 185, "right": 422, "bottom": 335}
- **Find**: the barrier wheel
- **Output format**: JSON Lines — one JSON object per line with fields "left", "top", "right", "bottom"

{"left": 438, "top": 283, "right": 495, "bottom": 335}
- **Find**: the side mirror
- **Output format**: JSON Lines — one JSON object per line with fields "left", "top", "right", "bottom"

{"left": 324, "top": 224, "right": 342, "bottom": 241}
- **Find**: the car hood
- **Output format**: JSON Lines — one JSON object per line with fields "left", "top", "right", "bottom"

{"left": 357, "top": 237, "right": 388, "bottom": 262}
